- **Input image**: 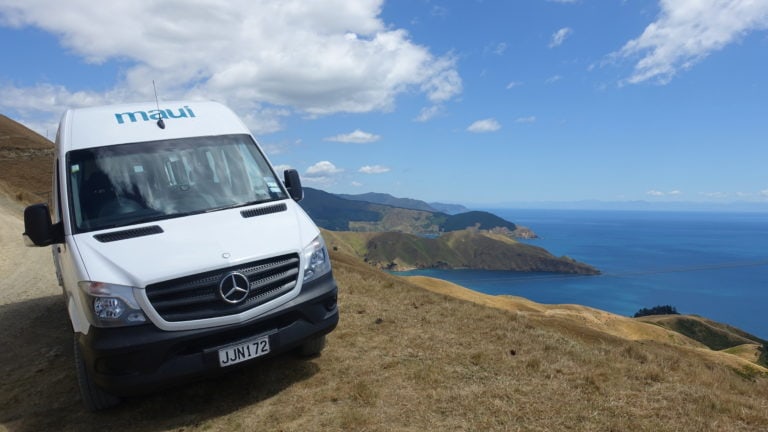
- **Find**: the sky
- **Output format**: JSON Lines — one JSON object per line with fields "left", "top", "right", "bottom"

{"left": 1, "top": 0, "right": 767, "bottom": 207}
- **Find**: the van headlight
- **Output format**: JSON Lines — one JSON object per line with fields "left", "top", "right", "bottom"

{"left": 302, "top": 235, "right": 331, "bottom": 283}
{"left": 77, "top": 281, "right": 147, "bottom": 327}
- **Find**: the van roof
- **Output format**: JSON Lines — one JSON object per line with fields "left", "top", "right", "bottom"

{"left": 58, "top": 101, "right": 252, "bottom": 151}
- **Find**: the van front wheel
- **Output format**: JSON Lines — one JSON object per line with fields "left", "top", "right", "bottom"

{"left": 73, "top": 336, "right": 121, "bottom": 411}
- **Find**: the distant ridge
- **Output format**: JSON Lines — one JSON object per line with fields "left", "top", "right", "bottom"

{"left": 428, "top": 201, "right": 470, "bottom": 215}
{"left": 337, "top": 191, "right": 470, "bottom": 215}
{"left": 337, "top": 192, "right": 438, "bottom": 212}
{"left": 303, "top": 187, "right": 528, "bottom": 237}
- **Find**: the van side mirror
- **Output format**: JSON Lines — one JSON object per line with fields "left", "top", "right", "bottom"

{"left": 284, "top": 169, "right": 304, "bottom": 202}
{"left": 23, "top": 203, "right": 62, "bottom": 246}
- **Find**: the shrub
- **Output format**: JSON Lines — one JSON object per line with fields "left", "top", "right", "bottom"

{"left": 633, "top": 305, "right": 679, "bottom": 318}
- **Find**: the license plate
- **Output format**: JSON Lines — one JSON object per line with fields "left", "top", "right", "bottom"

{"left": 218, "top": 335, "right": 270, "bottom": 367}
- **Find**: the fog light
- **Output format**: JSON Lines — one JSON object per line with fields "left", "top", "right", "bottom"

{"left": 93, "top": 297, "right": 125, "bottom": 320}
{"left": 323, "top": 293, "right": 337, "bottom": 311}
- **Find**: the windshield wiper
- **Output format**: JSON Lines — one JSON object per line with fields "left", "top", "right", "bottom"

{"left": 128, "top": 211, "right": 199, "bottom": 226}
{"left": 204, "top": 199, "right": 274, "bottom": 213}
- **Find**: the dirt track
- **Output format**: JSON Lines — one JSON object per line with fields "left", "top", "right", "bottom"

{"left": 0, "top": 197, "right": 59, "bottom": 304}
{"left": 0, "top": 196, "right": 75, "bottom": 431}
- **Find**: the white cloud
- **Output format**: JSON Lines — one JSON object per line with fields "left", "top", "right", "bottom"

{"left": 358, "top": 165, "right": 391, "bottom": 174}
{"left": 0, "top": 0, "right": 462, "bottom": 132}
{"left": 612, "top": 0, "right": 768, "bottom": 85}
{"left": 506, "top": 81, "right": 523, "bottom": 89}
{"left": 467, "top": 118, "right": 501, "bottom": 133}
{"left": 420, "top": 54, "right": 463, "bottom": 103}
{"left": 0, "top": 83, "right": 109, "bottom": 116}
{"left": 549, "top": 27, "right": 573, "bottom": 48}
{"left": 545, "top": 75, "right": 562, "bottom": 84}
{"left": 647, "top": 189, "right": 683, "bottom": 197}
{"left": 761, "top": 189, "right": 768, "bottom": 198}
{"left": 239, "top": 108, "right": 291, "bottom": 135}
{"left": 303, "top": 160, "right": 343, "bottom": 186}
{"left": 306, "top": 161, "right": 343, "bottom": 176}
{"left": 324, "top": 129, "right": 381, "bottom": 143}
{"left": 515, "top": 116, "right": 536, "bottom": 124}
{"left": 414, "top": 105, "right": 443, "bottom": 122}
{"left": 359, "top": 165, "right": 390, "bottom": 174}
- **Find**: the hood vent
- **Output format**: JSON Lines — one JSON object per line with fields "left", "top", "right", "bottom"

{"left": 94, "top": 225, "right": 164, "bottom": 243}
{"left": 240, "top": 203, "right": 287, "bottom": 219}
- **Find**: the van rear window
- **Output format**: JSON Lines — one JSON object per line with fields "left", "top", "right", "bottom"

{"left": 67, "top": 134, "right": 287, "bottom": 232}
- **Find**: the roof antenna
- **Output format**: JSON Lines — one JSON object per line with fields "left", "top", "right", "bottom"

{"left": 153, "top": 80, "right": 165, "bottom": 129}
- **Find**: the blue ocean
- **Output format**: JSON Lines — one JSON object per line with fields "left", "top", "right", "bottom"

{"left": 396, "top": 209, "right": 768, "bottom": 339}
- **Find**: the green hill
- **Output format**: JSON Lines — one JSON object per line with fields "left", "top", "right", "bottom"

{"left": 637, "top": 314, "right": 767, "bottom": 351}
{"left": 299, "top": 187, "right": 382, "bottom": 230}
{"left": 323, "top": 229, "right": 600, "bottom": 274}
{"left": 302, "top": 188, "right": 588, "bottom": 273}
{"left": 441, "top": 210, "right": 517, "bottom": 231}
{"left": 302, "top": 188, "right": 529, "bottom": 237}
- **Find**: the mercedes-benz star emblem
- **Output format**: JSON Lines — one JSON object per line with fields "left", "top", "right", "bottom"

{"left": 218, "top": 272, "right": 250, "bottom": 304}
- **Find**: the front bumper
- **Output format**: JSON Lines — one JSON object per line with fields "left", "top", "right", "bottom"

{"left": 76, "top": 272, "right": 338, "bottom": 397}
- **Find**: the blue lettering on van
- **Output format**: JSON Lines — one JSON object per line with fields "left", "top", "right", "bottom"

{"left": 115, "top": 106, "right": 196, "bottom": 124}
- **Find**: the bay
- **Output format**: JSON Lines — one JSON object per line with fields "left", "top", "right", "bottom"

{"left": 396, "top": 209, "right": 768, "bottom": 339}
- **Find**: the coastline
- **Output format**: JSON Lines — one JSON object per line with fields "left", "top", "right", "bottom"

{"left": 399, "top": 209, "right": 768, "bottom": 340}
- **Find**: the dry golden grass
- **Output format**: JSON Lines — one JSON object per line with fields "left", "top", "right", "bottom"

{"left": 2, "top": 221, "right": 768, "bottom": 431}
{"left": 723, "top": 344, "right": 763, "bottom": 364}
{"left": 0, "top": 115, "right": 54, "bottom": 205}
{"left": 2, "top": 114, "right": 768, "bottom": 431}
{"left": 321, "top": 229, "right": 374, "bottom": 257}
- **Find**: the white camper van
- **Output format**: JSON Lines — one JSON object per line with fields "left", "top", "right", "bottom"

{"left": 23, "top": 101, "right": 339, "bottom": 411}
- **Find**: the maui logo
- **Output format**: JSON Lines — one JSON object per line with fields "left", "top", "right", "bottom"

{"left": 114, "top": 106, "right": 196, "bottom": 125}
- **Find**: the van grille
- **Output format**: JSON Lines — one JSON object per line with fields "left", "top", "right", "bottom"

{"left": 145, "top": 253, "right": 300, "bottom": 322}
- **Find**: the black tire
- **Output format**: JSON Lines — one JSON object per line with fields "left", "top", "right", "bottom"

{"left": 297, "top": 335, "right": 326, "bottom": 357}
{"left": 73, "top": 336, "right": 121, "bottom": 411}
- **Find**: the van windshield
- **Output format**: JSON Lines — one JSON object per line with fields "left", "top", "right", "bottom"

{"left": 67, "top": 134, "right": 288, "bottom": 232}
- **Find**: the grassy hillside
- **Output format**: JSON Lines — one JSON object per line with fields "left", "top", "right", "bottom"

{"left": 0, "top": 114, "right": 54, "bottom": 204}
{"left": 2, "top": 114, "right": 768, "bottom": 430}
{"left": 637, "top": 314, "right": 767, "bottom": 350}
{"left": 637, "top": 314, "right": 768, "bottom": 367}
{"left": 322, "top": 228, "right": 600, "bottom": 274}
{"left": 4, "top": 246, "right": 767, "bottom": 431}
